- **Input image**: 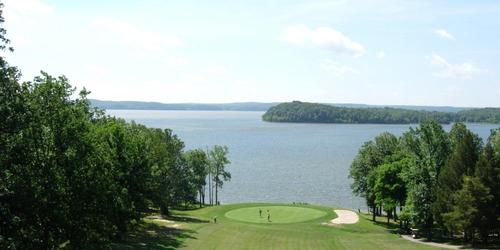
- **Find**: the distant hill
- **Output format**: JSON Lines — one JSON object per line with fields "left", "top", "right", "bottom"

{"left": 328, "top": 103, "right": 467, "bottom": 113}
{"left": 262, "top": 101, "right": 500, "bottom": 124}
{"left": 90, "top": 99, "right": 472, "bottom": 113}
{"left": 90, "top": 99, "right": 278, "bottom": 111}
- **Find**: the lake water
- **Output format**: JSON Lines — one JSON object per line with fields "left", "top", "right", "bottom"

{"left": 107, "top": 110, "right": 500, "bottom": 210}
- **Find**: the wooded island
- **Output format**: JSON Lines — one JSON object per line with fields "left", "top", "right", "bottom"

{"left": 263, "top": 101, "right": 500, "bottom": 124}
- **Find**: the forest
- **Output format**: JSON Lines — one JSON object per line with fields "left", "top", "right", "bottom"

{"left": 0, "top": 8, "right": 231, "bottom": 249}
{"left": 349, "top": 121, "right": 500, "bottom": 244}
{"left": 263, "top": 101, "right": 500, "bottom": 124}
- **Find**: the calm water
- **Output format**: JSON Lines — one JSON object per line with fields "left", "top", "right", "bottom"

{"left": 107, "top": 110, "right": 500, "bottom": 210}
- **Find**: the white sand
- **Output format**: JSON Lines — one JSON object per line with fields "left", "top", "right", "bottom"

{"left": 329, "top": 210, "right": 359, "bottom": 224}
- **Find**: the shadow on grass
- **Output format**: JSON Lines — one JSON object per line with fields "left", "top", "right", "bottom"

{"left": 167, "top": 215, "right": 209, "bottom": 224}
{"left": 371, "top": 220, "right": 400, "bottom": 234}
{"left": 361, "top": 213, "right": 401, "bottom": 234}
{"left": 112, "top": 214, "right": 208, "bottom": 250}
{"left": 363, "top": 214, "right": 500, "bottom": 249}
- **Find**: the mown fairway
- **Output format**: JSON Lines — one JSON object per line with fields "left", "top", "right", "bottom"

{"left": 112, "top": 203, "right": 440, "bottom": 250}
{"left": 225, "top": 205, "right": 327, "bottom": 224}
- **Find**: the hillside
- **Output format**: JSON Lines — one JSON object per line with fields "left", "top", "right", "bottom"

{"left": 90, "top": 99, "right": 278, "bottom": 111}
{"left": 90, "top": 99, "right": 472, "bottom": 112}
{"left": 262, "top": 101, "right": 500, "bottom": 124}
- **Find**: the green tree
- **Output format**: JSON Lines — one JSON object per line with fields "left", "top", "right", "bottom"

{"left": 185, "top": 149, "right": 209, "bottom": 207}
{"left": 474, "top": 141, "right": 500, "bottom": 238}
{"left": 349, "top": 132, "right": 398, "bottom": 221}
{"left": 433, "top": 123, "right": 481, "bottom": 228}
{"left": 401, "top": 120, "right": 450, "bottom": 231}
{"left": 373, "top": 159, "right": 408, "bottom": 224}
{"left": 209, "top": 145, "right": 231, "bottom": 205}
{"left": 442, "top": 176, "right": 493, "bottom": 244}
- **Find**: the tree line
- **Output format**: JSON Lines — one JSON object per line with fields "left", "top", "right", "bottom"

{"left": 349, "top": 120, "right": 500, "bottom": 245}
{"left": 263, "top": 101, "right": 500, "bottom": 124}
{"left": 0, "top": 6, "right": 230, "bottom": 248}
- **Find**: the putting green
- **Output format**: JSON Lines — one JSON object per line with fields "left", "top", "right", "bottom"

{"left": 224, "top": 205, "right": 327, "bottom": 224}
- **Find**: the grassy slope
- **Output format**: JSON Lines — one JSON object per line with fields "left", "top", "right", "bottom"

{"left": 112, "top": 203, "right": 441, "bottom": 250}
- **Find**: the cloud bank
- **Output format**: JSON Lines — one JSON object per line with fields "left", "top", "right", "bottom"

{"left": 434, "top": 29, "right": 454, "bottom": 40}
{"left": 282, "top": 25, "right": 365, "bottom": 57}
{"left": 430, "top": 55, "right": 485, "bottom": 79}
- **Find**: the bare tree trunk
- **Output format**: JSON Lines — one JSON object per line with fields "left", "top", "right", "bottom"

{"left": 202, "top": 185, "right": 205, "bottom": 205}
{"left": 199, "top": 189, "right": 202, "bottom": 207}
{"left": 215, "top": 165, "right": 219, "bottom": 205}
{"left": 372, "top": 205, "right": 376, "bottom": 222}
{"left": 208, "top": 172, "right": 212, "bottom": 205}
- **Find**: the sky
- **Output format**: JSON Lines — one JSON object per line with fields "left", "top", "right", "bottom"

{"left": 3, "top": 0, "right": 500, "bottom": 107}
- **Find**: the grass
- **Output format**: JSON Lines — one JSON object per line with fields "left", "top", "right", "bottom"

{"left": 224, "top": 205, "right": 327, "bottom": 224}
{"left": 112, "top": 203, "right": 442, "bottom": 250}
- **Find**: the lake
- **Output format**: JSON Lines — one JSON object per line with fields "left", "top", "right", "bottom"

{"left": 107, "top": 110, "right": 500, "bottom": 210}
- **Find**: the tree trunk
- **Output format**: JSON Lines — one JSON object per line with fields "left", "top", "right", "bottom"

{"left": 208, "top": 172, "right": 212, "bottom": 205}
{"left": 202, "top": 185, "right": 205, "bottom": 205}
{"left": 393, "top": 207, "right": 398, "bottom": 221}
{"left": 199, "top": 189, "right": 202, "bottom": 208}
{"left": 215, "top": 164, "right": 219, "bottom": 205}
{"left": 372, "top": 205, "right": 376, "bottom": 222}
{"left": 160, "top": 204, "right": 170, "bottom": 216}
{"left": 387, "top": 209, "right": 390, "bottom": 224}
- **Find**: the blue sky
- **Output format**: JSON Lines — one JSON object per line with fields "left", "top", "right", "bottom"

{"left": 3, "top": 0, "right": 500, "bottom": 106}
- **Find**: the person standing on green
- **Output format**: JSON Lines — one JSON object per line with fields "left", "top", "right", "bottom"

{"left": 267, "top": 211, "right": 271, "bottom": 222}
{"left": 259, "top": 209, "right": 262, "bottom": 217}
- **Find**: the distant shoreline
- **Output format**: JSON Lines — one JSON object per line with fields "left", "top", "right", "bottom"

{"left": 262, "top": 101, "right": 500, "bottom": 124}
{"left": 90, "top": 99, "right": 486, "bottom": 113}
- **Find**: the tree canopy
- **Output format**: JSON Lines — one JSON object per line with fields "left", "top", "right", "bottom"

{"left": 263, "top": 101, "right": 500, "bottom": 124}
{"left": 350, "top": 121, "right": 500, "bottom": 244}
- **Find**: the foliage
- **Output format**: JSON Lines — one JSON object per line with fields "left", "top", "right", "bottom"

{"left": 350, "top": 120, "right": 500, "bottom": 244}
{"left": 432, "top": 123, "right": 481, "bottom": 226}
{"left": 400, "top": 121, "right": 450, "bottom": 229}
{"left": 263, "top": 101, "right": 500, "bottom": 124}
{"left": 349, "top": 132, "right": 400, "bottom": 221}
{"left": 373, "top": 160, "right": 407, "bottom": 219}
{"left": 209, "top": 145, "right": 231, "bottom": 205}
{"left": 184, "top": 149, "right": 210, "bottom": 207}
{"left": 0, "top": 6, "right": 233, "bottom": 247}
{"left": 0, "top": 72, "right": 232, "bottom": 248}
{"left": 442, "top": 176, "right": 493, "bottom": 242}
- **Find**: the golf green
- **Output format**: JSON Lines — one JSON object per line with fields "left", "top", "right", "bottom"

{"left": 224, "top": 205, "right": 327, "bottom": 224}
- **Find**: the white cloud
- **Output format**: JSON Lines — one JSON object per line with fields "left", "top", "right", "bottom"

{"left": 164, "top": 56, "right": 188, "bottom": 67}
{"left": 320, "top": 59, "right": 359, "bottom": 76}
{"left": 3, "top": 0, "right": 54, "bottom": 46}
{"left": 91, "top": 18, "right": 182, "bottom": 52}
{"left": 205, "top": 66, "right": 228, "bottom": 76}
{"left": 434, "top": 29, "right": 454, "bottom": 40}
{"left": 376, "top": 51, "right": 386, "bottom": 59}
{"left": 3, "top": 0, "right": 53, "bottom": 22}
{"left": 282, "top": 25, "right": 365, "bottom": 57}
{"left": 430, "top": 54, "right": 486, "bottom": 79}
{"left": 182, "top": 65, "right": 229, "bottom": 83}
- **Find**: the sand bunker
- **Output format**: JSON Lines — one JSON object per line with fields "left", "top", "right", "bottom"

{"left": 329, "top": 210, "right": 359, "bottom": 224}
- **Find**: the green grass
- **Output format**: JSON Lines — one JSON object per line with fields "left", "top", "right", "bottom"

{"left": 112, "top": 203, "right": 442, "bottom": 250}
{"left": 224, "top": 205, "right": 327, "bottom": 224}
